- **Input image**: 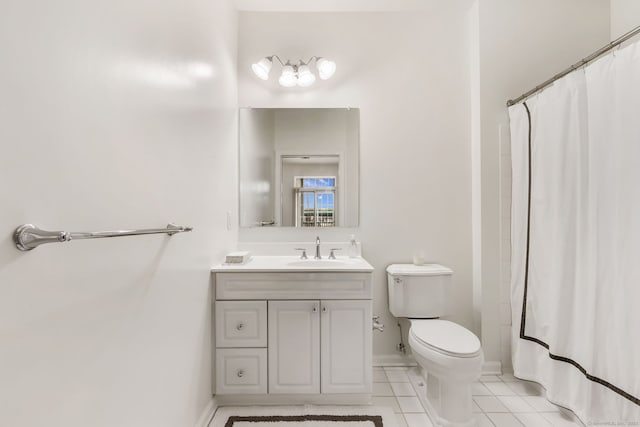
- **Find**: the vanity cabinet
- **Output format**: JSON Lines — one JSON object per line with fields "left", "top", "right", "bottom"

{"left": 213, "top": 271, "right": 373, "bottom": 402}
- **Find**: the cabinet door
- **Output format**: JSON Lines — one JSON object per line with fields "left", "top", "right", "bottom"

{"left": 321, "top": 300, "right": 372, "bottom": 394}
{"left": 268, "top": 300, "right": 320, "bottom": 394}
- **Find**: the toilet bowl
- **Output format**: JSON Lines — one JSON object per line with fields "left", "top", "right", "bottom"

{"left": 408, "top": 319, "right": 483, "bottom": 427}
{"left": 387, "top": 264, "right": 483, "bottom": 427}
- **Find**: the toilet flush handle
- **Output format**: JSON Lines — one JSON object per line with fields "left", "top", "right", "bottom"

{"left": 394, "top": 277, "right": 402, "bottom": 284}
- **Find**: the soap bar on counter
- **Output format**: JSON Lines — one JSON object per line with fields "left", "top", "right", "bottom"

{"left": 225, "top": 251, "right": 251, "bottom": 264}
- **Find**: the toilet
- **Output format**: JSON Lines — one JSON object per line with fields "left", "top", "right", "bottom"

{"left": 387, "top": 264, "right": 483, "bottom": 427}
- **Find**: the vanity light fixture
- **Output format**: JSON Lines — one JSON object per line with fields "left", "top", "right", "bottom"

{"left": 278, "top": 62, "right": 298, "bottom": 88}
{"left": 251, "top": 55, "right": 336, "bottom": 87}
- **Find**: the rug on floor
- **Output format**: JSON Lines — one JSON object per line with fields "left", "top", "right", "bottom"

{"left": 224, "top": 414, "right": 383, "bottom": 427}
{"left": 211, "top": 406, "right": 396, "bottom": 427}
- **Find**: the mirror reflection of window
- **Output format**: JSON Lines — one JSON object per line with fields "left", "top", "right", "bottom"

{"left": 294, "top": 177, "right": 336, "bottom": 227}
{"left": 281, "top": 155, "right": 339, "bottom": 227}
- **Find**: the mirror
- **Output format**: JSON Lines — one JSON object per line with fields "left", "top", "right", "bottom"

{"left": 239, "top": 108, "right": 359, "bottom": 228}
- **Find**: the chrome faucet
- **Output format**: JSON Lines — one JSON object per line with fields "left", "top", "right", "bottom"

{"left": 315, "top": 236, "right": 321, "bottom": 259}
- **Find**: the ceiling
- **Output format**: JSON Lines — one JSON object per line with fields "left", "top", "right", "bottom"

{"left": 235, "top": 0, "right": 466, "bottom": 12}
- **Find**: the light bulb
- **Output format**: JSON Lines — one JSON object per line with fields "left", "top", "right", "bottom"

{"left": 316, "top": 58, "right": 336, "bottom": 80}
{"left": 251, "top": 57, "right": 272, "bottom": 80}
{"left": 297, "top": 64, "right": 316, "bottom": 87}
{"left": 278, "top": 64, "right": 297, "bottom": 87}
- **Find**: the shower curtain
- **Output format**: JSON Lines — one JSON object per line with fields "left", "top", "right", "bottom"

{"left": 509, "top": 40, "right": 640, "bottom": 423}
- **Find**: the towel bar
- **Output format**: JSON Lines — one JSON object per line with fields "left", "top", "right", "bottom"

{"left": 13, "top": 223, "right": 193, "bottom": 251}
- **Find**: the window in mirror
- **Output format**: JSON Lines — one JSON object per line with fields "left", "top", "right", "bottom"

{"left": 294, "top": 176, "right": 336, "bottom": 227}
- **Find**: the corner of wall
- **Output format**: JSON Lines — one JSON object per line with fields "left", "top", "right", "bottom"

{"left": 468, "top": 0, "right": 483, "bottom": 341}
{"left": 194, "top": 398, "right": 219, "bottom": 427}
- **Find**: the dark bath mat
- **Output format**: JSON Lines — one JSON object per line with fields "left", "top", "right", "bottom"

{"left": 224, "top": 414, "right": 384, "bottom": 427}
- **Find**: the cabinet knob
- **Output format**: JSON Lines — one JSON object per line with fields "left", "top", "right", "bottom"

{"left": 322, "top": 306, "right": 327, "bottom": 313}
{"left": 237, "top": 369, "right": 245, "bottom": 378}
{"left": 236, "top": 322, "right": 245, "bottom": 331}
{"left": 312, "top": 306, "right": 318, "bottom": 313}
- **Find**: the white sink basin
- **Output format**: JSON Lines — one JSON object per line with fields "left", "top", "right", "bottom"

{"left": 212, "top": 256, "right": 374, "bottom": 272}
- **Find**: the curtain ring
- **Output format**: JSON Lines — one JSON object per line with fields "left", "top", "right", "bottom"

{"left": 613, "top": 44, "right": 622, "bottom": 57}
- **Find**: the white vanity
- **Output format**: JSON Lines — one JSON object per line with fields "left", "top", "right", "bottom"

{"left": 212, "top": 256, "right": 374, "bottom": 405}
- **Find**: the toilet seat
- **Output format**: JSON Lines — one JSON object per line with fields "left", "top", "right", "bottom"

{"left": 410, "top": 319, "right": 481, "bottom": 358}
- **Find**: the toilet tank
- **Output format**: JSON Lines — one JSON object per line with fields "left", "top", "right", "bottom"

{"left": 387, "top": 264, "right": 453, "bottom": 318}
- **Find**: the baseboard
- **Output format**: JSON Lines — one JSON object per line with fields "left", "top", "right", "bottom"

{"left": 373, "top": 353, "right": 418, "bottom": 367}
{"left": 482, "top": 361, "right": 502, "bottom": 376}
{"left": 195, "top": 397, "right": 218, "bottom": 427}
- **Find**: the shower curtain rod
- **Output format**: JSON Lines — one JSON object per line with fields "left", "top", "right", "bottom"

{"left": 507, "top": 24, "right": 640, "bottom": 107}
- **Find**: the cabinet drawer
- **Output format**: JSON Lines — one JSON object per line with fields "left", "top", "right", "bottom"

{"left": 215, "top": 272, "right": 372, "bottom": 300}
{"left": 216, "top": 348, "right": 267, "bottom": 394}
{"left": 216, "top": 301, "right": 267, "bottom": 348}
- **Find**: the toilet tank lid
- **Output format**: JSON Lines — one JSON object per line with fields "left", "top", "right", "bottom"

{"left": 386, "top": 264, "right": 453, "bottom": 276}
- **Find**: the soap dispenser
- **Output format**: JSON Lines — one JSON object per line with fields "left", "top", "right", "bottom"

{"left": 348, "top": 235, "right": 358, "bottom": 258}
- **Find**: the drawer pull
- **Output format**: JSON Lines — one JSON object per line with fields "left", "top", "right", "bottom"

{"left": 237, "top": 369, "right": 245, "bottom": 378}
{"left": 236, "top": 322, "right": 245, "bottom": 331}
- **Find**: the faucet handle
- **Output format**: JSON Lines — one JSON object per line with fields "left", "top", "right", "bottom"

{"left": 328, "top": 248, "right": 342, "bottom": 259}
{"left": 294, "top": 248, "right": 308, "bottom": 260}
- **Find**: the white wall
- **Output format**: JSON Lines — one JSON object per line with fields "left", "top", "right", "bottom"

{"left": 0, "top": 0, "right": 237, "bottom": 426}
{"left": 475, "top": 0, "right": 610, "bottom": 369}
{"left": 238, "top": 6, "right": 475, "bottom": 360}
{"left": 611, "top": 0, "right": 640, "bottom": 38}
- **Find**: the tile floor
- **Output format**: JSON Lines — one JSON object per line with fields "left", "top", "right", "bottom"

{"left": 373, "top": 367, "right": 585, "bottom": 427}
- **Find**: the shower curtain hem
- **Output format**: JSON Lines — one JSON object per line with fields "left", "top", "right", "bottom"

{"left": 512, "top": 368, "right": 586, "bottom": 424}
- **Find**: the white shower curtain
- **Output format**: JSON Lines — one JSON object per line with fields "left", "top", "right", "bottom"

{"left": 509, "top": 40, "right": 640, "bottom": 423}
